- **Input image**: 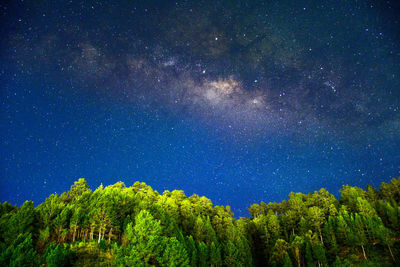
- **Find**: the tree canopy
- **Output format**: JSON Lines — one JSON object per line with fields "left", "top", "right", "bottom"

{"left": 0, "top": 177, "right": 399, "bottom": 266}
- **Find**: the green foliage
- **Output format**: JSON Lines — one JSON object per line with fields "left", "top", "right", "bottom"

{"left": 158, "top": 237, "right": 190, "bottom": 266}
{"left": 0, "top": 177, "right": 399, "bottom": 266}
{"left": 0, "top": 233, "right": 38, "bottom": 267}
{"left": 270, "top": 239, "right": 289, "bottom": 266}
{"left": 44, "top": 242, "right": 76, "bottom": 267}
{"left": 282, "top": 252, "right": 293, "bottom": 267}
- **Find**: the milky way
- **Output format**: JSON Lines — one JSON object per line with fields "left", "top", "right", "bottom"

{"left": 5, "top": 1, "right": 399, "bottom": 141}
{"left": 1, "top": 0, "right": 400, "bottom": 216}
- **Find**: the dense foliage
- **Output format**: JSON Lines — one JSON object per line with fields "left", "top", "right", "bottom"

{"left": 0, "top": 177, "right": 399, "bottom": 266}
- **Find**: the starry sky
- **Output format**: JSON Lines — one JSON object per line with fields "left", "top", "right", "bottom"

{"left": 1, "top": 0, "right": 400, "bottom": 217}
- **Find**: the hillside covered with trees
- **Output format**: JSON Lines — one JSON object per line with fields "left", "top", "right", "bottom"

{"left": 0, "top": 177, "right": 399, "bottom": 266}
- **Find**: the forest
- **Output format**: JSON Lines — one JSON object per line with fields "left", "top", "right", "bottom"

{"left": 0, "top": 177, "right": 399, "bottom": 266}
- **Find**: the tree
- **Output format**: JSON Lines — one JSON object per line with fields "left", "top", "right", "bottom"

{"left": 198, "top": 241, "right": 209, "bottom": 267}
{"left": 68, "top": 178, "right": 91, "bottom": 200}
{"left": 0, "top": 202, "right": 16, "bottom": 218}
{"left": 288, "top": 193, "right": 306, "bottom": 218}
{"left": 37, "top": 194, "right": 63, "bottom": 227}
{"left": 69, "top": 207, "right": 81, "bottom": 243}
{"left": 352, "top": 214, "right": 368, "bottom": 260}
{"left": 14, "top": 201, "right": 37, "bottom": 237}
{"left": 249, "top": 204, "right": 262, "bottom": 218}
{"left": 307, "top": 206, "right": 325, "bottom": 244}
{"left": 53, "top": 206, "right": 72, "bottom": 243}
{"left": 265, "top": 212, "right": 280, "bottom": 244}
{"left": 365, "top": 185, "right": 380, "bottom": 206}
{"left": 126, "top": 210, "right": 164, "bottom": 264}
{"left": 304, "top": 239, "right": 314, "bottom": 267}
{"left": 209, "top": 241, "right": 222, "bottom": 266}
{"left": 282, "top": 253, "right": 293, "bottom": 267}
{"left": 335, "top": 215, "right": 349, "bottom": 244}
{"left": 322, "top": 218, "right": 339, "bottom": 262}
{"left": 373, "top": 222, "right": 396, "bottom": 262}
{"left": 312, "top": 240, "right": 327, "bottom": 267}
{"left": 283, "top": 209, "right": 298, "bottom": 237}
{"left": 298, "top": 216, "right": 309, "bottom": 235}
{"left": 185, "top": 236, "right": 198, "bottom": 267}
{"left": 0, "top": 233, "right": 38, "bottom": 267}
{"left": 380, "top": 178, "right": 400, "bottom": 204}
{"left": 158, "top": 237, "right": 189, "bottom": 266}
{"left": 223, "top": 241, "right": 239, "bottom": 266}
{"left": 291, "top": 236, "right": 304, "bottom": 267}
{"left": 44, "top": 242, "right": 76, "bottom": 267}
{"left": 340, "top": 185, "right": 366, "bottom": 213}
{"left": 270, "top": 239, "right": 289, "bottom": 266}
{"left": 356, "top": 197, "right": 377, "bottom": 217}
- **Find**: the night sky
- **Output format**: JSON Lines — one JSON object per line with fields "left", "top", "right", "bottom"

{"left": 1, "top": 0, "right": 399, "bottom": 217}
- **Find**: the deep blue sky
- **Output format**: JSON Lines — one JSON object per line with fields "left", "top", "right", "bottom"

{"left": 1, "top": 0, "right": 399, "bottom": 217}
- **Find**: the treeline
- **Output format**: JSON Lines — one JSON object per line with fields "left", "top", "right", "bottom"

{"left": 0, "top": 177, "right": 399, "bottom": 266}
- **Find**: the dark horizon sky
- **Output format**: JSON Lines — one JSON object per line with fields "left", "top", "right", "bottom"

{"left": 1, "top": 0, "right": 400, "bottom": 217}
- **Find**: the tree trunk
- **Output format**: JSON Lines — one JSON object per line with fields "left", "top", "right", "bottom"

{"left": 388, "top": 244, "right": 395, "bottom": 262}
{"left": 361, "top": 245, "right": 367, "bottom": 260}
{"left": 319, "top": 228, "right": 324, "bottom": 245}
{"left": 61, "top": 231, "right": 67, "bottom": 243}
{"left": 296, "top": 255, "right": 300, "bottom": 267}
{"left": 98, "top": 228, "right": 102, "bottom": 243}
{"left": 84, "top": 229, "right": 87, "bottom": 242}
{"left": 294, "top": 247, "right": 301, "bottom": 267}
{"left": 72, "top": 227, "right": 76, "bottom": 242}
{"left": 108, "top": 227, "right": 113, "bottom": 243}
{"left": 57, "top": 227, "right": 63, "bottom": 243}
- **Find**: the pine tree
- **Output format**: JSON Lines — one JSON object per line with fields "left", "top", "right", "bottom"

{"left": 291, "top": 236, "right": 304, "bottom": 267}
